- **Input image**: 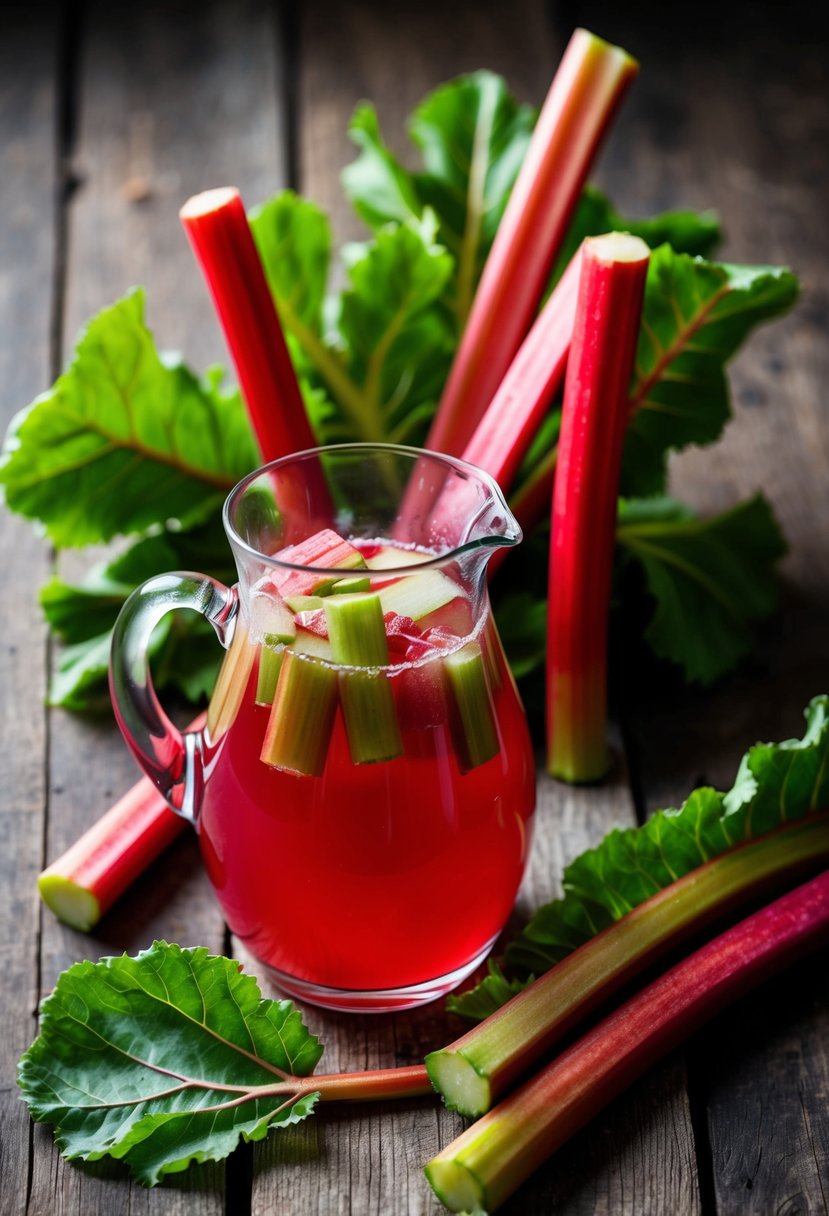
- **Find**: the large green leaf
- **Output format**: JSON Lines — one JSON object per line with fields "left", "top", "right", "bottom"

{"left": 622, "top": 248, "right": 799, "bottom": 494}
{"left": 42, "top": 523, "right": 234, "bottom": 709}
{"left": 617, "top": 493, "right": 786, "bottom": 684}
{"left": 450, "top": 696, "right": 829, "bottom": 1017}
{"left": 343, "top": 73, "right": 535, "bottom": 325}
{"left": 18, "top": 942, "right": 323, "bottom": 1186}
{"left": 0, "top": 293, "right": 257, "bottom": 546}
{"left": 337, "top": 218, "right": 454, "bottom": 443}
{"left": 553, "top": 185, "right": 721, "bottom": 280}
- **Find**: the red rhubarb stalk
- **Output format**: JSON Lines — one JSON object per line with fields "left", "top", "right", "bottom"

{"left": 547, "top": 232, "right": 650, "bottom": 782}
{"left": 425, "top": 813, "right": 829, "bottom": 1117}
{"left": 38, "top": 713, "right": 206, "bottom": 931}
{"left": 461, "top": 254, "right": 578, "bottom": 491}
{"left": 425, "top": 867, "right": 829, "bottom": 1213}
{"left": 426, "top": 29, "right": 638, "bottom": 458}
{"left": 180, "top": 187, "right": 317, "bottom": 463}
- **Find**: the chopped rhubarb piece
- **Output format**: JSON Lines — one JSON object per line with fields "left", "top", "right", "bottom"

{"left": 248, "top": 588, "right": 295, "bottom": 646}
{"left": 206, "top": 625, "right": 256, "bottom": 741}
{"left": 547, "top": 233, "right": 650, "bottom": 782}
{"left": 378, "top": 569, "right": 459, "bottom": 622}
{"left": 255, "top": 645, "right": 284, "bottom": 706}
{"left": 285, "top": 594, "right": 325, "bottom": 613}
{"left": 272, "top": 528, "right": 367, "bottom": 599}
{"left": 444, "top": 642, "right": 500, "bottom": 772}
{"left": 292, "top": 625, "right": 333, "bottom": 661}
{"left": 295, "top": 608, "right": 329, "bottom": 639}
{"left": 364, "top": 545, "right": 434, "bottom": 571}
{"left": 325, "top": 593, "right": 390, "bottom": 668}
{"left": 325, "top": 593, "right": 403, "bottom": 764}
{"left": 425, "top": 30, "right": 638, "bottom": 459}
{"left": 260, "top": 650, "right": 338, "bottom": 776}
{"left": 330, "top": 574, "right": 371, "bottom": 595}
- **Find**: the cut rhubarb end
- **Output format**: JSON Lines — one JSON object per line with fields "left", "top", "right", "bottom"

{"left": 432, "top": 815, "right": 829, "bottom": 1120}
{"left": 330, "top": 574, "right": 371, "bottom": 595}
{"left": 249, "top": 589, "right": 296, "bottom": 646}
{"left": 444, "top": 642, "right": 500, "bottom": 772}
{"left": 339, "top": 671, "right": 404, "bottom": 765}
{"left": 271, "top": 529, "right": 368, "bottom": 599}
{"left": 255, "top": 645, "right": 284, "bottom": 706}
{"left": 426, "top": 870, "right": 829, "bottom": 1213}
{"left": 424, "top": 1160, "right": 485, "bottom": 1215}
{"left": 38, "top": 874, "right": 100, "bottom": 934}
{"left": 260, "top": 650, "right": 338, "bottom": 776}
{"left": 364, "top": 546, "right": 434, "bottom": 571}
{"left": 425, "top": 1049, "right": 490, "bottom": 1118}
{"left": 325, "top": 592, "right": 390, "bottom": 668}
{"left": 378, "top": 570, "right": 459, "bottom": 622}
{"left": 286, "top": 594, "right": 325, "bottom": 613}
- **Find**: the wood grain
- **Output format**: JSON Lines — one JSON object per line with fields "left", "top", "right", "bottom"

{"left": 580, "top": 4, "right": 829, "bottom": 1212}
{"left": 0, "top": 7, "right": 56, "bottom": 1214}
{"left": 27, "top": 1, "right": 290, "bottom": 1212}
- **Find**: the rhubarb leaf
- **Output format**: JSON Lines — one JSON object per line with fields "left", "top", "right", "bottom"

{"left": 449, "top": 696, "right": 829, "bottom": 1016}
{"left": 42, "top": 524, "right": 234, "bottom": 709}
{"left": 344, "top": 74, "right": 535, "bottom": 324}
{"left": 622, "top": 248, "right": 799, "bottom": 494}
{"left": 617, "top": 493, "right": 786, "bottom": 684}
{"left": 553, "top": 186, "right": 721, "bottom": 279}
{"left": 18, "top": 941, "right": 323, "bottom": 1186}
{"left": 337, "top": 219, "right": 454, "bottom": 443}
{"left": 0, "top": 292, "right": 257, "bottom": 546}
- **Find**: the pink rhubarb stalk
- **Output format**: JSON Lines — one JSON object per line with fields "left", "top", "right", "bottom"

{"left": 180, "top": 187, "right": 317, "bottom": 463}
{"left": 38, "top": 713, "right": 206, "bottom": 931}
{"left": 425, "top": 814, "right": 829, "bottom": 1117}
{"left": 547, "top": 232, "right": 650, "bottom": 782}
{"left": 425, "top": 867, "right": 829, "bottom": 1213}
{"left": 461, "top": 255, "right": 579, "bottom": 492}
{"left": 426, "top": 29, "right": 638, "bottom": 459}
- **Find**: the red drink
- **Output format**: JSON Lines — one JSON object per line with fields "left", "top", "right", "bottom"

{"left": 199, "top": 610, "right": 535, "bottom": 1010}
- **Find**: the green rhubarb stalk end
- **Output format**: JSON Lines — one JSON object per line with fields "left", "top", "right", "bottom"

{"left": 255, "top": 644, "right": 284, "bottom": 706}
{"left": 260, "top": 650, "right": 338, "bottom": 776}
{"left": 324, "top": 592, "right": 403, "bottom": 764}
{"left": 444, "top": 642, "right": 499, "bottom": 772}
{"left": 37, "top": 875, "right": 100, "bottom": 934}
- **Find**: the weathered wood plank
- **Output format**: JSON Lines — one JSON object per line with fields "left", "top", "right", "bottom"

{"left": 582, "top": 3, "right": 829, "bottom": 1211}
{"left": 28, "top": 1, "right": 290, "bottom": 1212}
{"left": 0, "top": 7, "right": 57, "bottom": 1213}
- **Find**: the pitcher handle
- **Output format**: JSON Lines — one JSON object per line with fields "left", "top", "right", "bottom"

{"left": 109, "top": 572, "right": 238, "bottom": 825}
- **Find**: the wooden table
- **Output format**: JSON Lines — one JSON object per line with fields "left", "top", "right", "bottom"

{"left": 2, "top": 1, "right": 827, "bottom": 1212}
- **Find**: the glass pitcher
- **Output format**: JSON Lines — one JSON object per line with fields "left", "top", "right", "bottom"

{"left": 110, "top": 444, "right": 535, "bottom": 1011}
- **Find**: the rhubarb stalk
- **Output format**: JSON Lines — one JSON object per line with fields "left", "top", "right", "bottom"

{"left": 460, "top": 255, "right": 578, "bottom": 493}
{"left": 180, "top": 187, "right": 317, "bottom": 463}
{"left": 425, "top": 813, "right": 829, "bottom": 1117}
{"left": 425, "top": 867, "right": 829, "bottom": 1213}
{"left": 547, "top": 232, "right": 650, "bottom": 782}
{"left": 38, "top": 713, "right": 207, "bottom": 932}
{"left": 426, "top": 30, "right": 638, "bottom": 458}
